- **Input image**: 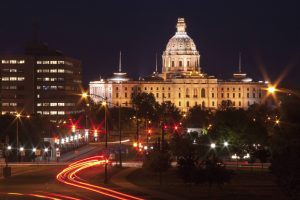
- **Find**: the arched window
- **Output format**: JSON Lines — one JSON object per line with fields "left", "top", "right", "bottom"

{"left": 179, "top": 61, "right": 182, "bottom": 67}
{"left": 193, "top": 88, "right": 198, "bottom": 98}
{"left": 202, "top": 101, "right": 205, "bottom": 108}
{"left": 186, "top": 88, "right": 190, "bottom": 98}
{"left": 186, "top": 101, "right": 190, "bottom": 107}
{"left": 201, "top": 88, "right": 205, "bottom": 98}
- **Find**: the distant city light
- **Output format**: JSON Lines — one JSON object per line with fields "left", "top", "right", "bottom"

{"left": 44, "top": 148, "right": 48, "bottom": 152}
{"left": 7, "top": 145, "right": 12, "bottom": 150}
{"left": 20, "top": 147, "right": 24, "bottom": 152}
{"left": 32, "top": 148, "right": 36, "bottom": 152}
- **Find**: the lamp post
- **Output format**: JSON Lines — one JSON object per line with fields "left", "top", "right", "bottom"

{"left": 16, "top": 113, "right": 21, "bottom": 160}
{"left": 101, "top": 100, "right": 109, "bottom": 184}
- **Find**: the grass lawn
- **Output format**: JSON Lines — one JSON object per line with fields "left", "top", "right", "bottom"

{"left": 127, "top": 168, "right": 288, "bottom": 200}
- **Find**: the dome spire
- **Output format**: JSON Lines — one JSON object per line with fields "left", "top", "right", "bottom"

{"left": 176, "top": 18, "right": 186, "bottom": 33}
{"left": 119, "top": 51, "right": 122, "bottom": 72}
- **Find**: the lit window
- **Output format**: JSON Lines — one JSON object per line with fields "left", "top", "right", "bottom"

{"left": 50, "top": 69, "right": 57, "bottom": 73}
{"left": 37, "top": 69, "right": 42, "bottom": 73}
{"left": 58, "top": 111, "right": 65, "bottom": 115}
{"left": 43, "top": 77, "right": 50, "bottom": 81}
{"left": 17, "top": 77, "right": 25, "bottom": 81}
{"left": 50, "top": 103, "right": 57, "bottom": 107}
{"left": 43, "top": 111, "right": 49, "bottom": 115}
{"left": 43, "top": 103, "right": 49, "bottom": 106}
{"left": 58, "top": 69, "right": 65, "bottom": 73}
{"left": 50, "top": 111, "right": 57, "bottom": 115}
{"left": 2, "top": 77, "right": 9, "bottom": 81}
{"left": 1, "top": 103, "right": 9, "bottom": 106}
{"left": 58, "top": 103, "right": 65, "bottom": 106}
{"left": 50, "top": 61, "right": 57, "bottom": 64}
{"left": 37, "top": 103, "right": 42, "bottom": 107}
{"left": 10, "top": 77, "right": 17, "bottom": 81}
{"left": 37, "top": 61, "right": 42, "bottom": 64}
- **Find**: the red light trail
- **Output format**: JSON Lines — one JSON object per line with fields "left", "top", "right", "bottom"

{"left": 56, "top": 155, "right": 144, "bottom": 200}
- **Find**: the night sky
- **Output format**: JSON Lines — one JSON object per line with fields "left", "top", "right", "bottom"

{"left": 0, "top": 1, "right": 299, "bottom": 87}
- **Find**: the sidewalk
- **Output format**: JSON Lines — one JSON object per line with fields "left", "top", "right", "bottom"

{"left": 111, "top": 168, "right": 184, "bottom": 200}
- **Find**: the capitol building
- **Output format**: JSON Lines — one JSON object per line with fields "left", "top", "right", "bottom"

{"left": 89, "top": 18, "right": 267, "bottom": 112}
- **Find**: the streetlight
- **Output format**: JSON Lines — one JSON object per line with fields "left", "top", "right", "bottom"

{"left": 224, "top": 141, "right": 229, "bottom": 147}
{"left": 16, "top": 113, "right": 21, "bottom": 159}
{"left": 275, "top": 119, "right": 280, "bottom": 125}
{"left": 210, "top": 143, "right": 216, "bottom": 149}
{"left": 267, "top": 86, "right": 276, "bottom": 94}
{"left": 7, "top": 145, "right": 12, "bottom": 150}
{"left": 32, "top": 148, "right": 37, "bottom": 152}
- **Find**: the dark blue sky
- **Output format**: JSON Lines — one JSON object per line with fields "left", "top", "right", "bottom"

{"left": 0, "top": 0, "right": 299, "bottom": 87}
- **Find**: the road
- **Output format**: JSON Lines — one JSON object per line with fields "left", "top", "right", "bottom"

{"left": 0, "top": 142, "right": 143, "bottom": 200}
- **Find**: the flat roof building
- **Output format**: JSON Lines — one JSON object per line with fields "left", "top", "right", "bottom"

{"left": 0, "top": 40, "right": 83, "bottom": 120}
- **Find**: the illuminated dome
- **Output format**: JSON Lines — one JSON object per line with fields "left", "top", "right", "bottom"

{"left": 162, "top": 18, "right": 200, "bottom": 78}
{"left": 165, "top": 19, "right": 197, "bottom": 53}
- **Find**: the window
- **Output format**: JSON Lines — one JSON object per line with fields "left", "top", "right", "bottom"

{"left": 179, "top": 101, "right": 181, "bottom": 106}
{"left": 201, "top": 88, "right": 205, "bottom": 98}
{"left": 50, "top": 69, "right": 57, "bottom": 73}
{"left": 58, "top": 103, "right": 65, "bottom": 106}
{"left": 202, "top": 101, "right": 205, "bottom": 108}
{"left": 247, "top": 101, "right": 250, "bottom": 106}
{"left": 116, "top": 93, "right": 119, "bottom": 98}
{"left": 227, "top": 93, "right": 229, "bottom": 98}
{"left": 1, "top": 77, "right": 9, "bottom": 81}
{"left": 193, "top": 88, "right": 198, "bottom": 98}
{"left": 186, "top": 88, "right": 190, "bottom": 98}
{"left": 212, "top": 93, "right": 214, "bottom": 98}
{"left": 37, "top": 103, "right": 42, "bottom": 107}
{"left": 247, "top": 93, "right": 249, "bottom": 98}
{"left": 179, "top": 61, "right": 182, "bottom": 67}
{"left": 58, "top": 69, "right": 65, "bottom": 73}
{"left": 186, "top": 101, "right": 189, "bottom": 107}
{"left": 253, "top": 93, "right": 256, "bottom": 98}
{"left": 50, "top": 111, "right": 57, "bottom": 115}
{"left": 58, "top": 111, "right": 65, "bottom": 115}
{"left": 233, "top": 93, "right": 235, "bottom": 98}
{"left": 233, "top": 101, "right": 235, "bottom": 106}
{"left": 187, "top": 61, "right": 190, "bottom": 67}
{"left": 125, "top": 93, "right": 127, "bottom": 98}
{"left": 221, "top": 93, "right": 224, "bottom": 98}
{"left": 178, "top": 93, "right": 181, "bottom": 98}
{"left": 238, "top": 93, "right": 241, "bottom": 98}
{"left": 10, "top": 77, "right": 17, "bottom": 81}
{"left": 144, "top": 87, "right": 147, "bottom": 90}
{"left": 259, "top": 93, "right": 262, "bottom": 98}
{"left": 171, "top": 61, "right": 175, "bottom": 67}
{"left": 212, "top": 101, "right": 215, "bottom": 106}
{"left": 239, "top": 101, "right": 241, "bottom": 106}
{"left": 50, "top": 103, "right": 57, "bottom": 107}
{"left": 156, "top": 93, "right": 159, "bottom": 98}
{"left": 168, "top": 93, "right": 171, "bottom": 98}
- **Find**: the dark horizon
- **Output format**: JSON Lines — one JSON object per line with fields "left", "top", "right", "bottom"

{"left": 0, "top": 0, "right": 299, "bottom": 88}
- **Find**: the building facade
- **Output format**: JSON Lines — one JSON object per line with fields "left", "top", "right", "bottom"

{"left": 89, "top": 18, "right": 267, "bottom": 112}
{"left": 0, "top": 41, "right": 83, "bottom": 120}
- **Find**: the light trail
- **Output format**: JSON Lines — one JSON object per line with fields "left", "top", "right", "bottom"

{"left": 56, "top": 155, "right": 144, "bottom": 200}
{"left": 1, "top": 192, "right": 80, "bottom": 200}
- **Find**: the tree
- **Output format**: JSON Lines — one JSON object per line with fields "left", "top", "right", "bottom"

{"left": 132, "top": 92, "right": 156, "bottom": 122}
{"left": 270, "top": 92, "right": 300, "bottom": 199}
{"left": 155, "top": 101, "right": 182, "bottom": 124}
{"left": 185, "top": 105, "right": 211, "bottom": 128}
{"left": 252, "top": 147, "right": 270, "bottom": 169}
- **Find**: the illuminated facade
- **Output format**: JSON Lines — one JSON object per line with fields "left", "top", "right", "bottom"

{"left": 0, "top": 41, "right": 82, "bottom": 119}
{"left": 90, "top": 18, "right": 267, "bottom": 111}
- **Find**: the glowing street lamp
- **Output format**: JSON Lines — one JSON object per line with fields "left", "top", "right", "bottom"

{"left": 224, "top": 141, "right": 229, "bottom": 147}
{"left": 210, "top": 143, "right": 216, "bottom": 149}
{"left": 44, "top": 148, "right": 48, "bottom": 152}
{"left": 32, "top": 148, "right": 37, "bottom": 152}
{"left": 275, "top": 119, "right": 280, "bottom": 125}
{"left": 267, "top": 86, "right": 276, "bottom": 94}
{"left": 19, "top": 147, "right": 24, "bottom": 152}
{"left": 7, "top": 145, "right": 12, "bottom": 150}
{"left": 82, "top": 92, "right": 88, "bottom": 99}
